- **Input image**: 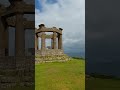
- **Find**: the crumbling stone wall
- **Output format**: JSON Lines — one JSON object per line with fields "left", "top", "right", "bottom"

{"left": 35, "top": 24, "right": 70, "bottom": 63}
{"left": 35, "top": 49, "right": 70, "bottom": 63}
{"left": 0, "top": 56, "right": 34, "bottom": 88}
{"left": 35, "top": 55, "right": 70, "bottom": 63}
{"left": 36, "top": 49, "right": 64, "bottom": 56}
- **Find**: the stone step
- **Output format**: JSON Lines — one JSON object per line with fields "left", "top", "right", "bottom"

{"left": 35, "top": 54, "right": 70, "bottom": 63}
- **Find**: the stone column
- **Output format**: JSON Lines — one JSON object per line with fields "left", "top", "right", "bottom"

{"left": 15, "top": 13, "right": 25, "bottom": 56}
{"left": 35, "top": 34, "right": 38, "bottom": 50}
{"left": 58, "top": 34, "right": 62, "bottom": 49}
{"left": 53, "top": 32, "right": 57, "bottom": 49}
{"left": 41, "top": 32, "right": 46, "bottom": 50}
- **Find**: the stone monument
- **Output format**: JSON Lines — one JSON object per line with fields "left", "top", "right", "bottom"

{"left": 0, "top": 0, "right": 35, "bottom": 88}
{"left": 35, "top": 24, "right": 69, "bottom": 63}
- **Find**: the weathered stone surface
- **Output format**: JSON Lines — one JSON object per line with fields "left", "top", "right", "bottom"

{"left": 35, "top": 24, "right": 63, "bottom": 50}
{"left": 0, "top": 0, "right": 35, "bottom": 57}
{"left": 35, "top": 54, "right": 70, "bottom": 63}
{"left": 35, "top": 49, "right": 70, "bottom": 63}
{"left": 36, "top": 49, "right": 64, "bottom": 56}
{"left": 0, "top": 0, "right": 35, "bottom": 89}
{"left": 0, "top": 49, "right": 5, "bottom": 57}
{"left": 0, "top": 56, "right": 35, "bottom": 88}
{"left": 35, "top": 24, "right": 69, "bottom": 63}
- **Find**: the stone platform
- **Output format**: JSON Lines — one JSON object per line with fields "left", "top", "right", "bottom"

{"left": 0, "top": 56, "right": 35, "bottom": 88}
{"left": 35, "top": 49, "right": 70, "bottom": 63}
{"left": 36, "top": 49, "right": 64, "bottom": 56}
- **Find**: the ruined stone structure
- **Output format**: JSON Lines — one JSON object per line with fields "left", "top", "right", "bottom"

{"left": 0, "top": 0, "right": 34, "bottom": 88}
{"left": 0, "top": 0, "right": 34, "bottom": 57}
{"left": 36, "top": 24, "right": 62, "bottom": 49}
{"left": 35, "top": 24, "right": 69, "bottom": 63}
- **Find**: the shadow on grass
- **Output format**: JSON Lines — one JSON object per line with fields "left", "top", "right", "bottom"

{"left": 86, "top": 73, "right": 120, "bottom": 80}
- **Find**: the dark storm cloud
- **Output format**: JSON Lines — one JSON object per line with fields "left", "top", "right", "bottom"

{"left": 0, "top": 0, "right": 9, "bottom": 6}
{"left": 86, "top": 0, "right": 120, "bottom": 77}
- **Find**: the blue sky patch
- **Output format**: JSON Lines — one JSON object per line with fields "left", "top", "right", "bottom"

{"left": 35, "top": 0, "right": 58, "bottom": 11}
{"left": 46, "top": 0, "right": 58, "bottom": 4}
{"left": 35, "top": 0, "right": 43, "bottom": 11}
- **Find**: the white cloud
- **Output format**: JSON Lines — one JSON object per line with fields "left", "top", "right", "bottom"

{"left": 35, "top": 0, "right": 85, "bottom": 53}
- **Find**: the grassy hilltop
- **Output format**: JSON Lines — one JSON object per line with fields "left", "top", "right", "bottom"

{"left": 7, "top": 57, "right": 120, "bottom": 90}
{"left": 86, "top": 78, "right": 120, "bottom": 90}
{"left": 35, "top": 58, "right": 85, "bottom": 90}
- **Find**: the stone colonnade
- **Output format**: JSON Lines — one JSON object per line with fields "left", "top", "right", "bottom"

{"left": 0, "top": 0, "right": 34, "bottom": 56}
{"left": 35, "top": 24, "right": 63, "bottom": 50}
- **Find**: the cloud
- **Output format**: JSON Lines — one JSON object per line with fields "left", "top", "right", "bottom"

{"left": 35, "top": 0, "right": 85, "bottom": 53}
{"left": 86, "top": 0, "right": 120, "bottom": 76}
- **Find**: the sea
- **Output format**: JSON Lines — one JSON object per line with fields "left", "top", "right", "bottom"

{"left": 65, "top": 52, "right": 120, "bottom": 78}
{"left": 65, "top": 52, "right": 85, "bottom": 59}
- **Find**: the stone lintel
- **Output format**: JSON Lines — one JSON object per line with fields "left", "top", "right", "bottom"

{"left": 38, "top": 34, "right": 53, "bottom": 39}
{"left": 1, "top": 1, "right": 34, "bottom": 17}
{"left": 36, "top": 28, "right": 62, "bottom": 34}
{"left": 7, "top": 17, "right": 34, "bottom": 29}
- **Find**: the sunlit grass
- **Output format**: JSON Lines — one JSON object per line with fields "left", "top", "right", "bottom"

{"left": 35, "top": 59, "right": 85, "bottom": 90}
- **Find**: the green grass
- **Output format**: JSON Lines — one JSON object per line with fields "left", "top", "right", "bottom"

{"left": 4, "top": 87, "right": 34, "bottom": 90}
{"left": 35, "top": 59, "right": 85, "bottom": 90}
{"left": 86, "top": 78, "right": 120, "bottom": 90}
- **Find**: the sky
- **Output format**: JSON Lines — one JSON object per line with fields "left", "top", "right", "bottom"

{"left": 35, "top": 0, "right": 85, "bottom": 54}
{"left": 0, "top": 0, "right": 85, "bottom": 56}
{"left": 86, "top": 0, "right": 120, "bottom": 77}
{"left": 1, "top": 0, "right": 120, "bottom": 77}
